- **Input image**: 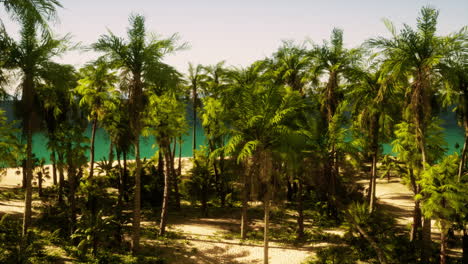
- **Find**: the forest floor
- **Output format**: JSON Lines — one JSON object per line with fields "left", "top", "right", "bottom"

{"left": 0, "top": 164, "right": 460, "bottom": 263}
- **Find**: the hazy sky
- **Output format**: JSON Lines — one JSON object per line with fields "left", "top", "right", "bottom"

{"left": 2, "top": 0, "right": 467, "bottom": 73}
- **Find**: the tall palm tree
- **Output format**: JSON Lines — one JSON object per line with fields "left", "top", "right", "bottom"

{"left": 224, "top": 62, "right": 266, "bottom": 240}
{"left": 224, "top": 61, "right": 304, "bottom": 264}
{"left": 93, "top": 14, "right": 182, "bottom": 253}
{"left": 2, "top": 14, "right": 67, "bottom": 236}
{"left": 348, "top": 65, "right": 398, "bottom": 213}
{"left": 187, "top": 63, "right": 206, "bottom": 156}
{"left": 309, "top": 28, "right": 361, "bottom": 203}
{"left": 38, "top": 62, "right": 77, "bottom": 187}
{"left": 368, "top": 7, "right": 463, "bottom": 259}
{"left": 200, "top": 61, "right": 230, "bottom": 206}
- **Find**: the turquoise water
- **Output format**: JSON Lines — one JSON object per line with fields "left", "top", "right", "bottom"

{"left": 1, "top": 101, "right": 465, "bottom": 164}
{"left": 30, "top": 116, "right": 466, "bottom": 164}
{"left": 31, "top": 120, "right": 206, "bottom": 163}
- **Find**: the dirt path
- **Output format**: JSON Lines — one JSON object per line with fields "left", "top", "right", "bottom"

{"left": 165, "top": 218, "right": 312, "bottom": 264}
{"left": 0, "top": 165, "right": 444, "bottom": 263}
{"left": 358, "top": 176, "right": 443, "bottom": 242}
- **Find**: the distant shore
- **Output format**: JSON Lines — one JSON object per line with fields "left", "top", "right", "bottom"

{"left": 0, "top": 157, "right": 194, "bottom": 188}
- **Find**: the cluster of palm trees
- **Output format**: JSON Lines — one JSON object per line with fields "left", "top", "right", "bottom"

{"left": 0, "top": 1, "right": 467, "bottom": 263}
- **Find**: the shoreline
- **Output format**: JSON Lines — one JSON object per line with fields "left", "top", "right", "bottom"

{"left": 0, "top": 157, "right": 194, "bottom": 188}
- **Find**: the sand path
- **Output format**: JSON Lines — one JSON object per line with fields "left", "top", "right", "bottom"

{"left": 0, "top": 165, "right": 441, "bottom": 263}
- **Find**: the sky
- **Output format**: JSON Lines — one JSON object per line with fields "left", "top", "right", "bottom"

{"left": 1, "top": 0, "right": 467, "bottom": 74}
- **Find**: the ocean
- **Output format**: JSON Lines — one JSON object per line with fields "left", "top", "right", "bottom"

{"left": 1, "top": 101, "right": 465, "bottom": 164}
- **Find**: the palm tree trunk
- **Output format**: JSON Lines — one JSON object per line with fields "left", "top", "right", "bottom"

{"left": 263, "top": 186, "right": 270, "bottom": 264}
{"left": 131, "top": 137, "right": 142, "bottom": 254}
{"left": 463, "top": 226, "right": 468, "bottom": 264}
{"left": 192, "top": 86, "right": 197, "bottom": 157}
{"left": 38, "top": 171, "right": 42, "bottom": 197}
{"left": 116, "top": 148, "right": 123, "bottom": 245}
{"left": 123, "top": 150, "right": 128, "bottom": 202}
{"left": 169, "top": 140, "right": 180, "bottom": 210}
{"left": 22, "top": 118, "right": 33, "bottom": 237}
{"left": 297, "top": 173, "right": 304, "bottom": 239}
{"left": 159, "top": 144, "right": 171, "bottom": 236}
{"left": 89, "top": 116, "right": 98, "bottom": 178}
{"left": 422, "top": 217, "right": 432, "bottom": 261}
{"left": 68, "top": 168, "right": 77, "bottom": 235}
{"left": 369, "top": 116, "right": 379, "bottom": 213}
{"left": 209, "top": 140, "right": 223, "bottom": 206}
{"left": 419, "top": 134, "right": 432, "bottom": 262}
{"left": 178, "top": 136, "right": 182, "bottom": 177}
{"left": 22, "top": 161, "right": 26, "bottom": 189}
{"left": 58, "top": 152, "right": 64, "bottom": 203}
{"left": 458, "top": 124, "right": 467, "bottom": 182}
{"left": 369, "top": 154, "right": 377, "bottom": 213}
{"left": 241, "top": 163, "right": 249, "bottom": 240}
{"left": 108, "top": 141, "right": 114, "bottom": 166}
{"left": 51, "top": 150, "right": 57, "bottom": 185}
{"left": 440, "top": 220, "right": 447, "bottom": 264}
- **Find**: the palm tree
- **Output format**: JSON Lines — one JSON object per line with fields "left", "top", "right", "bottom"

{"left": 271, "top": 41, "right": 311, "bottom": 96}
{"left": 348, "top": 65, "right": 398, "bottom": 213}
{"left": 269, "top": 41, "right": 313, "bottom": 238}
{"left": 76, "top": 58, "right": 118, "bottom": 179}
{"left": 368, "top": 7, "right": 463, "bottom": 259}
{"left": 187, "top": 63, "right": 206, "bottom": 156}
{"left": 38, "top": 62, "right": 77, "bottom": 187}
{"left": 200, "top": 61, "right": 231, "bottom": 206}
{"left": 309, "top": 28, "right": 361, "bottom": 199}
{"left": 1, "top": 0, "right": 61, "bottom": 29}
{"left": 145, "top": 91, "right": 186, "bottom": 236}
{"left": 224, "top": 61, "right": 304, "bottom": 264}
{"left": 93, "top": 14, "right": 182, "bottom": 253}
{"left": 2, "top": 14, "right": 67, "bottom": 236}
{"left": 224, "top": 62, "right": 266, "bottom": 240}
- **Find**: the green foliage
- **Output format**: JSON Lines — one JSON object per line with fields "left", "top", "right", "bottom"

{"left": 343, "top": 202, "right": 419, "bottom": 263}
{"left": 392, "top": 119, "right": 447, "bottom": 167}
{"left": 75, "top": 58, "right": 119, "bottom": 122}
{"left": 306, "top": 246, "right": 358, "bottom": 264}
{"left": 182, "top": 147, "right": 216, "bottom": 209}
{"left": 417, "top": 154, "right": 468, "bottom": 222}
{"left": 140, "top": 157, "right": 164, "bottom": 208}
{"left": 0, "top": 109, "right": 21, "bottom": 171}
{"left": 0, "top": 214, "right": 22, "bottom": 263}
{"left": 144, "top": 92, "right": 187, "bottom": 142}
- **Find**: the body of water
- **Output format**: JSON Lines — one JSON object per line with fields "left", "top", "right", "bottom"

{"left": 1, "top": 101, "right": 465, "bottom": 164}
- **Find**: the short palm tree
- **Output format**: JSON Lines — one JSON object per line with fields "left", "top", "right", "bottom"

{"left": 309, "top": 28, "right": 361, "bottom": 198}
{"left": 224, "top": 61, "right": 304, "bottom": 264}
